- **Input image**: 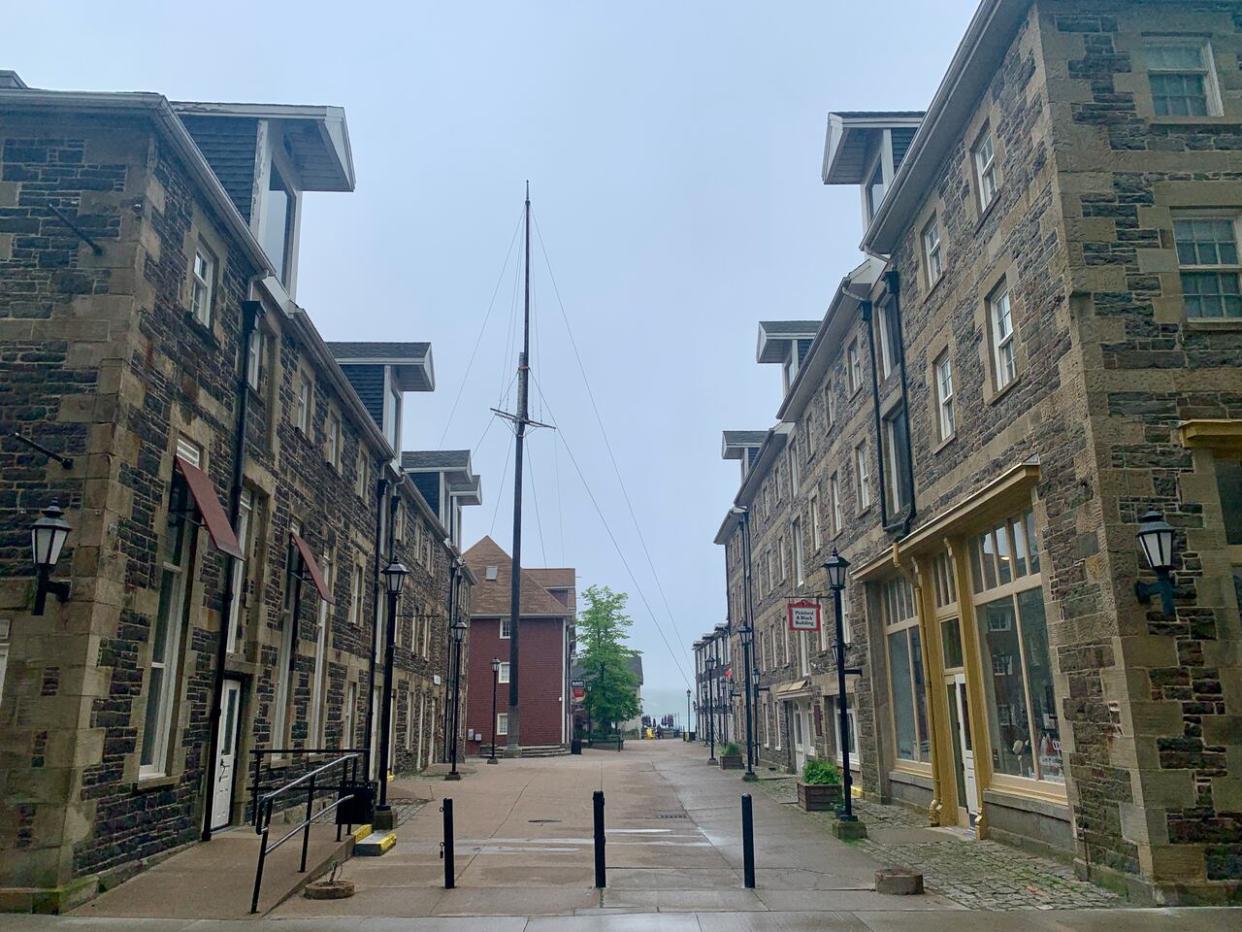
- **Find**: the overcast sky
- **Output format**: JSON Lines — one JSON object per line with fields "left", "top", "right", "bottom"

{"left": 12, "top": 0, "right": 979, "bottom": 723}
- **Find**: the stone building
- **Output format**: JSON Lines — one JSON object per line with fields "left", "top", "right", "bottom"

{"left": 0, "top": 75, "right": 478, "bottom": 912}
{"left": 713, "top": 0, "right": 1242, "bottom": 905}
{"left": 462, "top": 536, "right": 575, "bottom": 755}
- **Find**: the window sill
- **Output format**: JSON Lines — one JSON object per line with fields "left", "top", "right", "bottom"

{"left": 183, "top": 310, "right": 218, "bottom": 348}
{"left": 973, "top": 192, "right": 1002, "bottom": 235}
{"left": 986, "top": 373, "right": 1023, "bottom": 407}
{"left": 134, "top": 773, "right": 179, "bottom": 792}
{"left": 1149, "top": 115, "right": 1230, "bottom": 127}
{"left": 1185, "top": 317, "right": 1242, "bottom": 333}
{"left": 932, "top": 432, "right": 957, "bottom": 456}
{"left": 924, "top": 271, "right": 947, "bottom": 301}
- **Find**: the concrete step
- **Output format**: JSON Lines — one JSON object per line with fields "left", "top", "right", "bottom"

{"left": 353, "top": 831, "right": 396, "bottom": 857}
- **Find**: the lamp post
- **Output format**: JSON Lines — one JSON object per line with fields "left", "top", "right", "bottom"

{"left": 685, "top": 688, "right": 691, "bottom": 742}
{"left": 739, "top": 622, "right": 756, "bottom": 781}
{"left": 1135, "top": 510, "right": 1177, "bottom": 616}
{"left": 705, "top": 655, "right": 717, "bottom": 763}
{"left": 824, "top": 548, "right": 856, "bottom": 824}
{"left": 446, "top": 617, "right": 467, "bottom": 780}
{"left": 31, "top": 502, "right": 72, "bottom": 616}
{"left": 489, "top": 657, "right": 500, "bottom": 764}
{"left": 376, "top": 560, "right": 408, "bottom": 817}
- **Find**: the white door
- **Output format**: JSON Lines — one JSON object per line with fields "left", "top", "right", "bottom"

{"left": 954, "top": 674, "right": 978, "bottom": 820}
{"left": 791, "top": 703, "right": 807, "bottom": 772}
{"left": 211, "top": 680, "right": 241, "bottom": 830}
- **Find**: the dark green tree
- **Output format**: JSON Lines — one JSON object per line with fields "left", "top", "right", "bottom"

{"left": 579, "top": 585, "right": 641, "bottom": 739}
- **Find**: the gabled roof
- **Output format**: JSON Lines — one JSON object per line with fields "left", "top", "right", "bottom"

{"left": 757, "top": 321, "right": 820, "bottom": 364}
{"left": 170, "top": 100, "right": 355, "bottom": 192}
{"left": 402, "top": 449, "right": 469, "bottom": 470}
{"left": 822, "top": 111, "right": 924, "bottom": 185}
{"left": 463, "top": 536, "right": 573, "bottom": 618}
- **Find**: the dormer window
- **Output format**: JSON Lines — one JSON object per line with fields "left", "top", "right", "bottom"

{"left": 261, "top": 162, "right": 296, "bottom": 285}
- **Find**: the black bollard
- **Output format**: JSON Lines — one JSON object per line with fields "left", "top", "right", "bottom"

{"left": 593, "top": 790, "right": 606, "bottom": 888}
{"left": 741, "top": 793, "right": 755, "bottom": 889}
{"left": 443, "top": 798, "right": 455, "bottom": 889}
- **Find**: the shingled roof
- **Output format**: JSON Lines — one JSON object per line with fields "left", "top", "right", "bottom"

{"left": 463, "top": 536, "right": 573, "bottom": 618}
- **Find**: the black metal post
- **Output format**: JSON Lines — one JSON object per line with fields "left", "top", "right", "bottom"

{"left": 377, "top": 585, "right": 398, "bottom": 811}
{"left": 299, "top": 776, "right": 315, "bottom": 872}
{"left": 593, "top": 790, "right": 606, "bottom": 888}
{"left": 447, "top": 622, "right": 463, "bottom": 780}
{"left": 686, "top": 689, "right": 691, "bottom": 742}
{"left": 706, "top": 672, "right": 716, "bottom": 763}
{"left": 489, "top": 666, "right": 499, "bottom": 763}
{"left": 741, "top": 793, "right": 755, "bottom": 888}
{"left": 442, "top": 798, "right": 455, "bottom": 889}
{"left": 737, "top": 508, "right": 757, "bottom": 780}
{"left": 833, "top": 587, "right": 855, "bottom": 821}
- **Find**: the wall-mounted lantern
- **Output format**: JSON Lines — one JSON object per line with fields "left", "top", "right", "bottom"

{"left": 31, "top": 502, "right": 72, "bottom": 615}
{"left": 1135, "top": 510, "right": 1176, "bottom": 616}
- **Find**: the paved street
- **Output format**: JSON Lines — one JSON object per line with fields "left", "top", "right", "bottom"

{"left": 4, "top": 739, "right": 1240, "bottom": 928}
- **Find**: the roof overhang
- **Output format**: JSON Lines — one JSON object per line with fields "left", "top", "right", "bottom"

{"left": 864, "top": 0, "right": 1030, "bottom": 253}
{"left": 722, "top": 430, "right": 767, "bottom": 461}
{"left": 777, "top": 257, "right": 885, "bottom": 422}
{"left": 713, "top": 423, "right": 791, "bottom": 544}
{"left": 822, "top": 112, "right": 925, "bottom": 185}
{"left": 757, "top": 321, "right": 820, "bottom": 364}
{"left": 334, "top": 350, "right": 435, "bottom": 393}
{"left": 171, "top": 101, "right": 355, "bottom": 192}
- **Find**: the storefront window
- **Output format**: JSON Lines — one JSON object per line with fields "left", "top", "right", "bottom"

{"left": 971, "top": 509, "right": 1062, "bottom": 784}
{"left": 881, "top": 575, "right": 929, "bottom": 764}
{"left": 888, "top": 630, "right": 916, "bottom": 760}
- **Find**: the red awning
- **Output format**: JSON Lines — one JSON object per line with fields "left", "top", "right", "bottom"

{"left": 175, "top": 456, "right": 243, "bottom": 560}
{"left": 290, "top": 532, "right": 330, "bottom": 601}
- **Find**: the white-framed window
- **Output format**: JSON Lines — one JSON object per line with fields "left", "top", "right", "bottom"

{"left": 792, "top": 518, "right": 805, "bottom": 586}
{"left": 226, "top": 488, "right": 253, "bottom": 654}
{"left": 788, "top": 443, "right": 800, "bottom": 491}
{"left": 847, "top": 340, "right": 862, "bottom": 394}
{"left": 1175, "top": 217, "right": 1242, "bottom": 319}
{"left": 826, "top": 696, "right": 860, "bottom": 767}
{"left": 139, "top": 465, "right": 196, "bottom": 777}
{"left": 883, "top": 404, "right": 912, "bottom": 513}
{"left": 497, "top": 712, "right": 509, "bottom": 736}
{"left": 349, "top": 563, "right": 365, "bottom": 626}
{"left": 1147, "top": 40, "right": 1219, "bottom": 118}
{"left": 190, "top": 245, "right": 215, "bottom": 327}
{"left": 877, "top": 301, "right": 897, "bottom": 379}
{"left": 324, "top": 410, "right": 341, "bottom": 469}
{"left": 261, "top": 160, "right": 297, "bottom": 285}
{"left": 988, "top": 283, "right": 1016, "bottom": 390}
{"left": 355, "top": 450, "right": 369, "bottom": 498}
{"left": 855, "top": 441, "right": 871, "bottom": 511}
{"left": 246, "top": 328, "right": 264, "bottom": 390}
{"left": 310, "top": 546, "right": 334, "bottom": 744}
{"left": 809, "top": 492, "right": 822, "bottom": 552}
{"left": 295, "top": 371, "right": 311, "bottom": 434}
{"left": 934, "top": 351, "right": 955, "bottom": 442}
{"left": 830, "top": 472, "right": 842, "bottom": 535}
{"left": 778, "top": 536, "right": 788, "bottom": 581}
{"left": 865, "top": 158, "right": 886, "bottom": 220}
{"left": 825, "top": 381, "right": 836, "bottom": 428}
{"left": 498, "top": 661, "right": 511, "bottom": 684}
{"left": 973, "top": 128, "right": 998, "bottom": 211}
{"left": 923, "top": 216, "right": 944, "bottom": 284}
{"left": 500, "top": 617, "right": 511, "bottom": 639}
{"left": 485, "top": 565, "right": 499, "bottom": 581}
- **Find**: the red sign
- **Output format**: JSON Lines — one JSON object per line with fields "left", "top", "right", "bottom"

{"left": 787, "top": 599, "right": 821, "bottom": 632}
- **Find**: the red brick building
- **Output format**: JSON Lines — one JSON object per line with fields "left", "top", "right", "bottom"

{"left": 462, "top": 537, "right": 575, "bottom": 754}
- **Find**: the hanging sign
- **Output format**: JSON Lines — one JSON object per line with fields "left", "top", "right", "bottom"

{"left": 787, "top": 599, "right": 821, "bottom": 632}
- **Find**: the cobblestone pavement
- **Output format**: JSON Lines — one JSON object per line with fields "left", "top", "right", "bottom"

{"left": 757, "top": 776, "right": 1122, "bottom": 911}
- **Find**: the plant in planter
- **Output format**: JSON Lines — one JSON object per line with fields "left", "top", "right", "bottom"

{"left": 797, "top": 758, "right": 843, "bottom": 811}
{"left": 718, "top": 741, "right": 744, "bottom": 770}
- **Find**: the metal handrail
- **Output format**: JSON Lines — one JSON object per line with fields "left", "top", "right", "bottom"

{"left": 249, "top": 751, "right": 366, "bottom": 914}
{"left": 248, "top": 747, "right": 370, "bottom": 826}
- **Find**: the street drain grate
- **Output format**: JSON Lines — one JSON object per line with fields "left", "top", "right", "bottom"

{"left": 528, "top": 818, "right": 562, "bottom": 824}
{"left": 656, "top": 811, "right": 689, "bottom": 820}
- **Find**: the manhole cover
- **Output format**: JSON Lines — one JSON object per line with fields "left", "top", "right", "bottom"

{"left": 656, "top": 811, "right": 688, "bottom": 819}
{"left": 528, "top": 818, "right": 561, "bottom": 824}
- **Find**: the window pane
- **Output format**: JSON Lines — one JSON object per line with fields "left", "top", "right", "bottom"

{"left": 995, "top": 523, "right": 1013, "bottom": 585}
{"left": 1024, "top": 511, "right": 1041, "bottom": 574}
{"left": 979, "top": 596, "right": 1034, "bottom": 779}
{"left": 981, "top": 531, "right": 998, "bottom": 590}
{"left": 1216, "top": 459, "right": 1242, "bottom": 545}
{"left": 911, "top": 627, "right": 929, "bottom": 761}
{"left": 1017, "top": 588, "right": 1063, "bottom": 783}
{"left": 942, "top": 617, "right": 964, "bottom": 669}
{"left": 1182, "top": 271, "right": 1242, "bottom": 319}
{"left": 140, "top": 666, "right": 165, "bottom": 766}
{"left": 1148, "top": 44, "right": 1204, "bottom": 70}
{"left": 262, "top": 165, "right": 293, "bottom": 282}
{"left": 888, "top": 631, "right": 917, "bottom": 761}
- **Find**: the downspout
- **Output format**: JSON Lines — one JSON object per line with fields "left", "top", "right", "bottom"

{"left": 887, "top": 270, "right": 918, "bottom": 535}
{"left": 444, "top": 550, "right": 460, "bottom": 763}
{"left": 861, "top": 300, "right": 890, "bottom": 527}
{"left": 363, "top": 474, "right": 388, "bottom": 774}
{"left": 202, "top": 298, "right": 262, "bottom": 842}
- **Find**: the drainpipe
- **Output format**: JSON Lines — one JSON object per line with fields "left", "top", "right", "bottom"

{"left": 363, "top": 475, "right": 388, "bottom": 777}
{"left": 202, "top": 298, "right": 263, "bottom": 842}
{"left": 444, "top": 552, "right": 461, "bottom": 763}
{"left": 861, "top": 300, "right": 890, "bottom": 528}
{"left": 886, "top": 270, "right": 917, "bottom": 535}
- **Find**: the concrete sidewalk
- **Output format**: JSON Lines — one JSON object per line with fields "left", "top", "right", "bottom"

{"left": 271, "top": 738, "right": 957, "bottom": 919}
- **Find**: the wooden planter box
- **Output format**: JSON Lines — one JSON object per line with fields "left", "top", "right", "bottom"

{"left": 718, "top": 753, "right": 744, "bottom": 770}
{"left": 797, "top": 780, "right": 843, "bottom": 811}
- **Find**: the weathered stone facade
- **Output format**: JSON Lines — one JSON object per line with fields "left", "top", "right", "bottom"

{"left": 0, "top": 83, "right": 475, "bottom": 912}
{"left": 714, "top": 0, "right": 1242, "bottom": 906}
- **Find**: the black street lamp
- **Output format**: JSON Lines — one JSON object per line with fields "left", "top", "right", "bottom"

{"left": 824, "top": 548, "right": 856, "bottom": 823}
{"left": 31, "top": 502, "right": 72, "bottom": 616}
{"left": 705, "top": 655, "right": 717, "bottom": 763}
{"left": 446, "top": 617, "right": 467, "bottom": 780}
{"left": 377, "top": 560, "right": 408, "bottom": 815}
{"left": 489, "top": 657, "right": 501, "bottom": 764}
{"left": 739, "top": 622, "right": 756, "bottom": 781}
{"left": 1135, "top": 510, "right": 1177, "bottom": 616}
